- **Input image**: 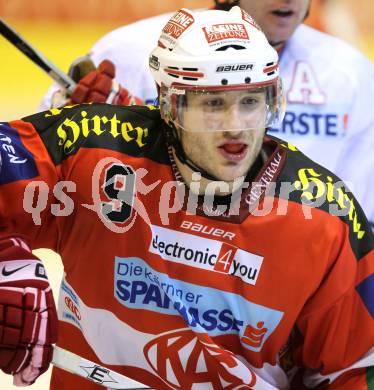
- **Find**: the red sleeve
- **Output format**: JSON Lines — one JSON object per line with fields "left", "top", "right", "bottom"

{"left": 293, "top": 222, "right": 374, "bottom": 389}
{"left": 0, "top": 118, "right": 59, "bottom": 250}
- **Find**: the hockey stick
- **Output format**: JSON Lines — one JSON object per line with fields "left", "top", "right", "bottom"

{"left": 0, "top": 18, "right": 76, "bottom": 94}
{"left": 52, "top": 346, "right": 152, "bottom": 389}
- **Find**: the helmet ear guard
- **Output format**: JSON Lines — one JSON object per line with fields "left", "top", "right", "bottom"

{"left": 159, "top": 86, "right": 172, "bottom": 124}
{"left": 159, "top": 85, "right": 185, "bottom": 127}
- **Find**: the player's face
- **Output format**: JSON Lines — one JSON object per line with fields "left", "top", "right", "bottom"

{"left": 179, "top": 91, "right": 266, "bottom": 182}
{"left": 240, "top": 0, "right": 310, "bottom": 47}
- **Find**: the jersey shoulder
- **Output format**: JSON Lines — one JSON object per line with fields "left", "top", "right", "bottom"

{"left": 22, "top": 103, "right": 168, "bottom": 165}
{"left": 288, "top": 24, "right": 374, "bottom": 71}
{"left": 90, "top": 12, "right": 173, "bottom": 56}
{"left": 270, "top": 135, "right": 373, "bottom": 258}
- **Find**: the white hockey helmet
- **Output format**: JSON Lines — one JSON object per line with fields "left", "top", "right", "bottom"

{"left": 149, "top": 6, "right": 285, "bottom": 133}
{"left": 149, "top": 7, "right": 284, "bottom": 131}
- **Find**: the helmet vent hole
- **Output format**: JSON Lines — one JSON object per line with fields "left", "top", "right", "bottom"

{"left": 183, "top": 77, "right": 199, "bottom": 81}
{"left": 221, "top": 79, "right": 228, "bottom": 85}
{"left": 183, "top": 67, "right": 198, "bottom": 71}
{"left": 245, "top": 77, "right": 251, "bottom": 84}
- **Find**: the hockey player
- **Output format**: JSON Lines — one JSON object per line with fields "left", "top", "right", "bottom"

{"left": 40, "top": 0, "right": 374, "bottom": 231}
{"left": 2, "top": 7, "right": 373, "bottom": 389}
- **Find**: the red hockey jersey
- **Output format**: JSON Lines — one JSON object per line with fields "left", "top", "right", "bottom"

{"left": 0, "top": 103, "right": 373, "bottom": 389}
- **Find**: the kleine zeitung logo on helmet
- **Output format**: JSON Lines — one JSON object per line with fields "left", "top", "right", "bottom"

{"left": 203, "top": 23, "right": 249, "bottom": 44}
{"left": 162, "top": 9, "right": 195, "bottom": 39}
{"left": 241, "top": 9, "right": 261, "bottom": 31}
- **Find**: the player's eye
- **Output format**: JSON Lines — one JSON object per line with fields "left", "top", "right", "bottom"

{"left": 203, "top": 97, "right": 225, "bottom": 109}
{"left": 241, "top": 96, "right": 259, "bottom": 106}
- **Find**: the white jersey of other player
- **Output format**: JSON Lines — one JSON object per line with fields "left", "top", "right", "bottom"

{"left": 39, "top": 11, "right": 374, "bottom": 228}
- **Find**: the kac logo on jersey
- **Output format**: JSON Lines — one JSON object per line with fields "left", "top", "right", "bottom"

{"left": 0, "top": 123, "right": 38, "bottom": 184}
{"left": 64, "top": 296, "right": 81, "bottom": 321}
{"left": 60, "top": 279, "right": 83, "bottom": 330}
{"left": 144, "top": 328, "right": 257, "bottom": 389}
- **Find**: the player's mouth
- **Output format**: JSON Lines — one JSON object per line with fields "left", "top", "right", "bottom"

{"left": 218, "top": 142, "right": 248, "bottom": 162}
{"left": 271, "top": 8, "right": 295, "bottom": 19}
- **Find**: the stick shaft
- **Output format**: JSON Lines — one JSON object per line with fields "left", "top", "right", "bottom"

{"left": 0, "top": 18, "right": 76, "bottom": 93}
{"left": 52, "top": 346, "right": 151, "bottom": 389}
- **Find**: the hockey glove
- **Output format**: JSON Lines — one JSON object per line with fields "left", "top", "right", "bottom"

{"left": 69, "top": 59, "right": 143, "bottom": 106}
{"left": 0, "top": 236, "right": 58, "bottom": 386}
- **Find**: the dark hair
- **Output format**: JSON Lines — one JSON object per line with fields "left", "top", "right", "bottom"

{"left": 214, "top": 0, "right": 240, "bottom": 11}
